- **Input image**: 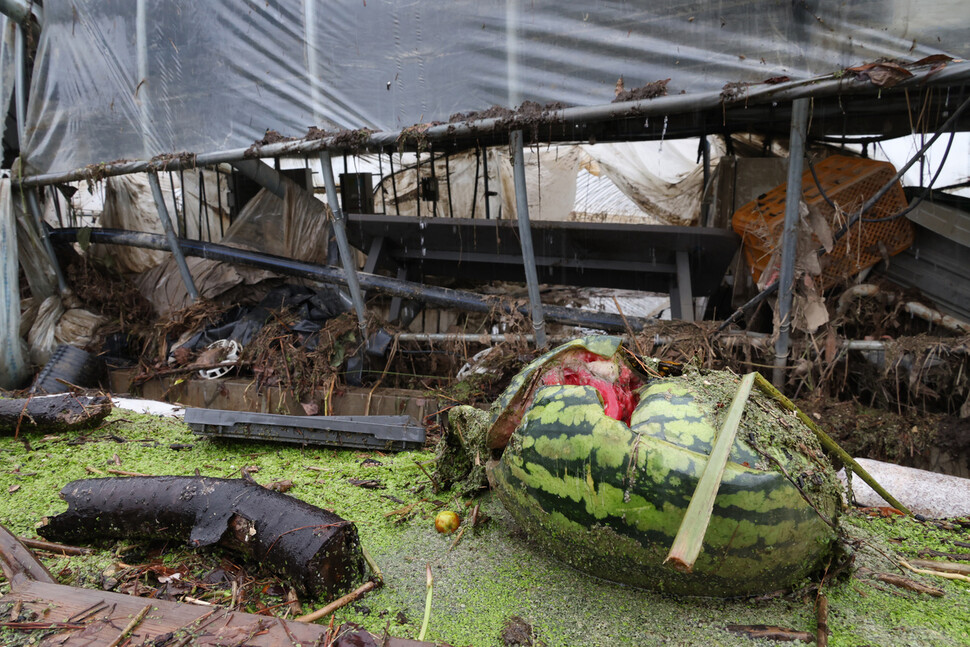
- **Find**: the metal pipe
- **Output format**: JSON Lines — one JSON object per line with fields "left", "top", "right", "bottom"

{"left": 700, "top": 136, "right": 712, "bottom": 227}
{"left": 505, "top": 0, "right": 521, "bottom": 107}
{"left": 304, "top": 1, "right": 322, "bottom": 125}
{"left": 232, "top": 160, "right": 287, "bottom": 199}
{"left": 837, "top": 91, "right": 970, "bottom": 236}
{"left": 0, "top": 0, "right": 41, "bottom": 26}
{"left": 47, "top": 228, "right": 652, "bottom": 332}
{"left": 319, "top": 151, "right": 368, "bottom": 332}
{"left": 13, "top": 24, "right": 25, "bottom": 150}
{"left": 388, "top": 332, "right": 903, "bottom": 352}
{"left": 15, "top": 25, "right": 68, "bottom": 295}
{"left": 136, "top": 0, "right": 151, "bottom": 158}
{"left": 17, "top": 62, "right": 970, "bottom": 188}
{"left": 148, "top": 172, "right": 198, "bottom": 300}
{"left": 722, "top": 90, "right": 970, "bottom": 335}
{"left": 772, "top": 98, "right": 810, "bottom": 388}
{"left": 510, "top": 130, "right": 547, "bottom": 347}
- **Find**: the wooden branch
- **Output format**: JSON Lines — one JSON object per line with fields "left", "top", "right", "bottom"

{"left": 107, "top": 603, "right": 152, "bottom": 647}
{"left": 131, "top": 361, "right": 249, "bottom": 384}
{"left": 361, "top": 546, "right": 383, "bottom": 583}
{"left": 17, "top": 537, "right": 93, "bottom": 556}
{"left": 666, "top": 373, "right": 755, "bottom": 572}
{"left": 871, "top": 571, "right": 944, "bottom": 596}
{"left": 816, "top": 593, "right": 829, "bottom": 647}
{"left": 0, "top": 524, "right": 56, "bottom": 585}
{"left": 900, "top": 559, "right": 970, "bottom": 582}
{"left": 294, "top": 580, "right": 377, "bottom": 623}
{"left": 906, "top": 559, "right": 970, "bottom": 576}
{"left": 105, "top": 468, "right": 150, "bottom": 477}
{"left": 752, "top": 373, "right": 911, "bottom": 514}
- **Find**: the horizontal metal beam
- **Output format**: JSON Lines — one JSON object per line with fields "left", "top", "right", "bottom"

{"left": 48, "top": 227, "right": 654, "bottom": 332}
{"left": 0, "top": 0, "right": 41, "bottom": 26}
{"left": 17, "top": 62, "right": 970, "bottom": 188}
{"left": 232, "top": 160, "right": 287, "bottom": 199}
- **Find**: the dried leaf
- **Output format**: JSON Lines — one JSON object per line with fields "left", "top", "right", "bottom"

{"left": 846, "top": 62, "right": 913, "bottom": 87}
{"left": 8, "top": 484, "right": 20, "bottom": 494}
{"left": 910, "top": 54, "right": 953, "bottom": 67}
{"left": 266, "top": 479, "right": 294, "bottom": 493}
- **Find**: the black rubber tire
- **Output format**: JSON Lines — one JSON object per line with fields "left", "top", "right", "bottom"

{"left": 31, "top": 345, "right": 104, "bottom": 394}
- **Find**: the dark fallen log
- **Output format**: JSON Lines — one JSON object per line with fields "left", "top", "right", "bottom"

{"left": 38, "top": 476, "right": 365, "bottom": 598}
{"left": 0, "top": 395, "right": 112, "bottom": 434}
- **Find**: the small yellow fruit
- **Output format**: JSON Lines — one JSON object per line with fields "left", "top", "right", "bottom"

{"left": 434, "top": 510, "right": 461, "bottom": 534}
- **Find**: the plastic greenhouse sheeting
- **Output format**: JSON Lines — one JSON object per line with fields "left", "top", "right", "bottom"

{"left": 23, "top": 0, "right": 970, "bottom": 176}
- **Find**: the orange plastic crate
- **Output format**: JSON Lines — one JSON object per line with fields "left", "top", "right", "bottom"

{"left": 732, "top": 155, "right": 914, "bottom": 289}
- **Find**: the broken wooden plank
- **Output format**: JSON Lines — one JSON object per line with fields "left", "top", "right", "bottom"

{"left": 0, "top": 395, "right": 111, "bottom": 434}
{"left": 38, "top": 476, "right": 366, "bottom": 598}
{"left": 0, "top": 524, "right": 56, "bottom": 586}
{"left": 0, "top": 521, "right": 440, "bottom": 646}
{"left": 0, "top": 579, "right": 439, "bottom": 646}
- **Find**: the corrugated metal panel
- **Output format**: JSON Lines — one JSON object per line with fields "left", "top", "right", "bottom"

{"left": 885, "top": 223, "right": 970, "bottom": 322}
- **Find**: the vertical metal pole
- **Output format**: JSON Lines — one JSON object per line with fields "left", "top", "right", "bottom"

{"left": 674, "top": 250, "right": 694, "bottom": 322}
{"left": 15, "top": 25, "right": 68, "bottom": 295}
{"left": 510, "top": 130, "right": 547, "bottom": 347}
{"left": 319, "top": 151, "right": 368, "bottom": 333}
{"left": 445, "top": 152, "right": 454, "bottom": 218}
{"left": 505, "top": 0, "right": 521, "bottom": 107}
{"left": 415, "top": 151, "right": 421, "bottom": 220}
{"left": 148, "top": 171, "right": 198, "bottom": 301}
{"left": 136, "top": 0, "right": 152, "bottom": 158}
{"left": 482, "top": 146, "right": 492, "bottom": 219}
{"left": 772, "top": 98, "right": 810, "bottom": 388}
{"left": 304, "top": 1, "right": 322, "bottom": 126}
{"left": 389, "top": 152, "right": 400, "bottom": 215}
{"left": 700, "top": 136, "right": 712, "bottom": 227}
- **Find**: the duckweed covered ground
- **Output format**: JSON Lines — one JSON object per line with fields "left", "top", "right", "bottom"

{"left": 0, "top": 406, "right": 967, "bottom": 646}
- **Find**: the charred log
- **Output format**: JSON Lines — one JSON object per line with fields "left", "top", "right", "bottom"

{"left": 38, "top": 476, "right": 365, "bottom": 598}
{"left": 0, "top": 395, "right": 111, "bottom": 434}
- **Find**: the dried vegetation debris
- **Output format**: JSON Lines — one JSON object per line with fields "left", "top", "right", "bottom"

{"left": 612, "top": 78, "right": 670, "bottom": 103}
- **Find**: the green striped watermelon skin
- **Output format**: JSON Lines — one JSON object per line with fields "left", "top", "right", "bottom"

{"left": 488, "top": 375, "right": 839, "bottom": 597}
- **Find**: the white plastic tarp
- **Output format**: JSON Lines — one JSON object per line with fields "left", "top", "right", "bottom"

{"left": 136, "top": 183, "right": 330, "bottom": 316}
{"left": 22, "top": 0, "right": 970, "bottom": 176}
{"left": 1, "top": 178, "right": 29, "bottom": 388}
{"left": 0, "top": 15, "right": 28, "bottom": 388}
{"left": 93, "top": 171, "right": 230, "bottom": 274}
{"left": 376, "top": 140, "right": 714, "bottom": 225}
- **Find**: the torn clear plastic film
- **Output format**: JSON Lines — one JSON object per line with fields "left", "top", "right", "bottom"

{"left": 23, "top": 0, "right": 969, "bottom": 176}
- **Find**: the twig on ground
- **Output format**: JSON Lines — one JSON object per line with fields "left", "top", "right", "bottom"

{"left": 294, "top": 580, "right": 378, "bottom": 624}
{"left": 106, "top": 603, "right": 152, "bottom": 647}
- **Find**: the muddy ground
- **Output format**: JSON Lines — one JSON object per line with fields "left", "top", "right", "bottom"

{"left": 0, "top": 407, "right": 967, "bottom": 646}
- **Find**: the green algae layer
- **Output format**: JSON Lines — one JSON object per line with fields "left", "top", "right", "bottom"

{"left": 487, "top": 336, "right": 840, "bottom": 597}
